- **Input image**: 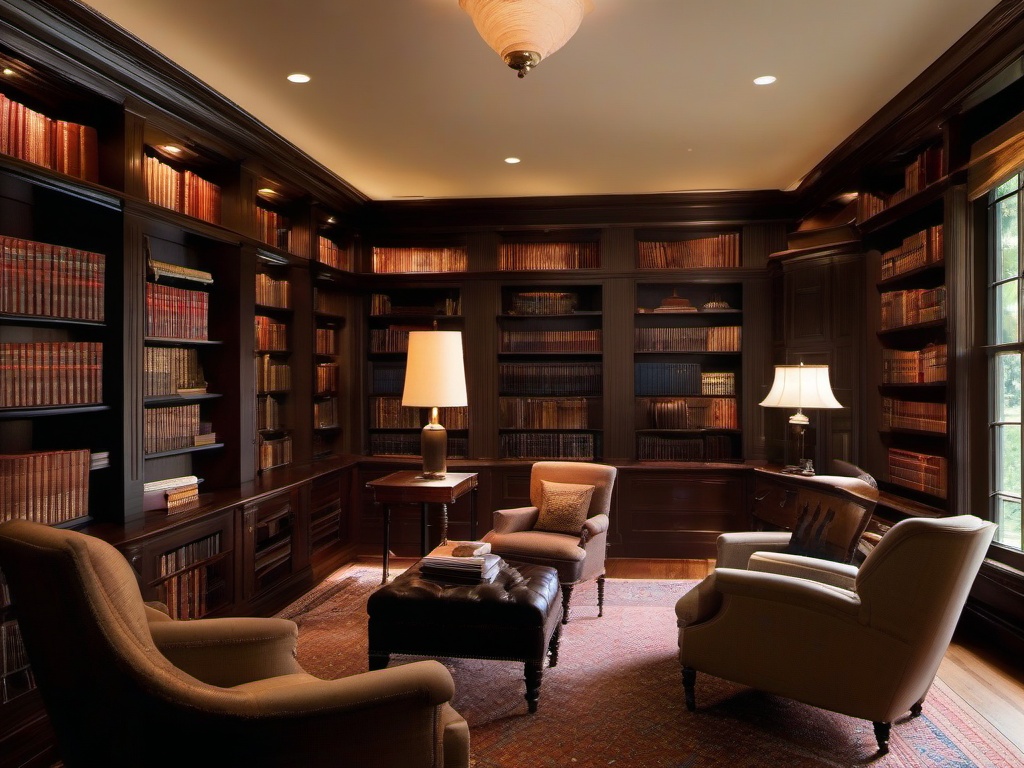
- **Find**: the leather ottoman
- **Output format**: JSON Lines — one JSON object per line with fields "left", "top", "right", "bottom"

{"left": 366, "top": 561, "right": 563, "bottom": 713}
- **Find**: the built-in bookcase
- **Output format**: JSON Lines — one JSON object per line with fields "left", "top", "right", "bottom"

{"left": 497, "top": 284, "right": 603, "bottom": 460}
{"left": 365, "top": 285, "right": 466, "bottom": 458}
{"left": 312, "top": 269, "right": 351, "bottom": 459}
{"left": 255, "top": 255, "right": 294, "bottom": 472}
{"left": 862, "top": 158, "right": 950, "bottom": 505}
{"left": 634, "top": 281, "right": 743, "bottom": 461}
{"left": 635, "top": 230, "right": 741, "bottom": 269}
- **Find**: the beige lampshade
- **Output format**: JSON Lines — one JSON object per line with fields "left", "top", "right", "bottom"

{"left": 459, "top": 0, "right": 593, "bottom": 77}
{"left": 402, "top": 331, "right": 468, "bottom": 408}
{"left": 760, "top": 364, "right": 842, "bottom": 423}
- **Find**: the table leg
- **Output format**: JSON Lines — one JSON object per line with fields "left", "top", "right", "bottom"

{"left": 440, "top": 502, "right": 449, "bottom": 545}
{"left": 470, "top": 487, "right": 478, "bottom": 540}
{"left": 381, "top": 504, "right": 391, "bottom": 584}
{"left": 421, "top": 502, "right": 429, "bottom": 556}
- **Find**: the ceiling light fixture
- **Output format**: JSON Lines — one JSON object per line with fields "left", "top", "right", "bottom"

{"left": 753, "top": 75, "right": 777, "bottom": 85}
{"left": 287, "top": 73, "right": 311, "bottom": 83}
{"left": 459, "top": 0, "right": 593, "bottom": 79}
{"left": 2, "top": 68, "right": 14, "bottom": 76}
{"left": 504, "top": 157, "right": 521, "bottom": 164}
{"left": 160, "top": 145, "right": 182, "bottom": 154}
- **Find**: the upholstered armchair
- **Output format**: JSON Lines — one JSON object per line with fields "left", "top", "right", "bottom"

{"left": 482, "top": 460, "right": 617, "bottom": 624}
{"left": 715, "top": 465, "right": 879, "bottom": 571}
{"left": 675, "top": 515, "right": 996, "bottom": 754}
{"left": 0, "top": 519, "right": 470, "bottom": 768}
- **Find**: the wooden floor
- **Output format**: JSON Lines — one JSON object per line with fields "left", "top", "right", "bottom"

{"left": 360, "top": 555, "right": 1024, "bottom": 754}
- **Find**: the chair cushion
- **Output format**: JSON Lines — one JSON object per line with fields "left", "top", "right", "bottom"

{"left": 534, "top": 480, "right": 595, "bottom": 534}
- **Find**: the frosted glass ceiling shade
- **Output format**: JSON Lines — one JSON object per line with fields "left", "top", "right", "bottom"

{"left": 459, "top": 0, "right": 593, "bottom": 78}
{"left": 759, "top": 364, "right": 842, "bottom": 424}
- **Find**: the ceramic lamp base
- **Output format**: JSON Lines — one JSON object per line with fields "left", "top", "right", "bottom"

{"left": 420, "top": 422, "right": 447, "bottom": 479}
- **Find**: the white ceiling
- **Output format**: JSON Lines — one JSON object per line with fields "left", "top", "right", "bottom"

{"left": 79, "top": 0, "right": 999, "bottom": 202}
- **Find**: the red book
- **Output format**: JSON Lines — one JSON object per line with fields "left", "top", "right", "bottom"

{"left": 79, "top": 124, "right": 98, "bottom": 183}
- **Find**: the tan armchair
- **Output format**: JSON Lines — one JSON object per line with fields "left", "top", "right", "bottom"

{"left": 482, "top": 460, "right": 617, "bottom": 623}
{"left": 0, "top": 519, "right": 470, "bottom": 768}
{"left": 675, "top": 514, "right": 996, "bottom": 754}
{"left": 716, "top": 465, "right": 879, "bottom": 571}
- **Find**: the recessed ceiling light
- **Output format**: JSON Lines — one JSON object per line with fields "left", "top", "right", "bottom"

{"left": 258, "top": 187, "right": 276, "bottom": 195}
{"left": 160, "top": 144, "right": 182, "bottom": 154}
{"left": 2, "top": 68, "right": 14, "bottom": 76}
{"left": 753, "top": 75, "right": 777, "bottom": 86}
{"left": 287, "top": 73, "right": 311, "bottom": 83}
{"left": 504, "top": 157, "right": 521, "bottom": 164}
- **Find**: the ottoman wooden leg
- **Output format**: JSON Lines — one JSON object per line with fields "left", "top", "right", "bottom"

{"left": 548, "top": 622, "right": 563, "bottom": 668}
{"left": 368, "top": 652, "right": 390, "bottom": 671}
{"left": 597, "top": 574, "right": 605, "bottom": 617}
{"left": 560, "top": 583, "right": 574, "bottom": 624}
{"left": 524, "top": 660, "right": 543, "bottom": 713}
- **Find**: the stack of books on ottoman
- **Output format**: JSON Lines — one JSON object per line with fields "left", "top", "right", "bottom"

{"left": 420, "top": 541, "right": 503, "bottom": 585}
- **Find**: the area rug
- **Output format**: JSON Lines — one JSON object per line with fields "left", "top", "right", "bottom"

{"left": 277, "top": 566, "right": 1022, "bottom": 767}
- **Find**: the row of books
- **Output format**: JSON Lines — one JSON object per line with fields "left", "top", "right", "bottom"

{"left": 0, "top": 237, "right": 105, "bottom": 321}
{"left": 369, "top": 325, "right": 432, "bottom": 353}
{"left": 887, "top": 448, "right": 948, "bottom": 498}
{"left": 146, "top": 282, "right": 209, "bottom": 340}
{"left": 143, "top": 346, "right": 206, "bottom": 397}
{"left": 259, "top": 434, "right": 293, "bottom": 470}
{"left": 879, "top": 286, "right": 947, "bottom": 330}
{"left": 255, "top": 315, "right": 288, "bottom": 351}
{"left": 881, "top": 397, "right": 947, "bottom": 433}
{"left": 637, "top": 433, "right": 736, "bottom": 461}
{"left": 0, "top": 448, "right": 91, "bottom": 525}
{"left": 318, "top": 236, "right": 352, "bottom": 272}
{"left": 370, "top": 293, "right": 462, "bottom": 316}
{"left": 634, "top": 362, "right": 704, "bottom": 397}
{"left": 315, "top": 363, "right": 339, "bottom": 393}
{"left": 508, "top": 291, "right": 579, "bottom": 315}
{"left": 256, "top": 354, "right": 292, "bottom": 393}
{"left": 370, "top": 363, "right": 407, "bottom": 395}
{"left": 313, "top": 398, "right": 339, "bottom": 429}
{"left": 159, "top": 531, "right": 222, "bottom": 577}
{"left": 256, "top": 206, "right": 291, "bottom": 251}
{"left": 499, "top": 431, "right": 596, "bottom": 460}
{"left": 143, "top": 403, "right": 208, "bottom": 454}
{"left": 0, "top": 342, "right": 102, "bottom": 408}
{"left": 497, "top": 242, "right": 600, "bottom": 271}
{"left": 857, "top": 146, "right": 945, "bottom": 222}
{"left": 499, "top": 329, "right": 602, "bottom": 353}
{"left": 369, "top": 433, "right": 468, "bottom": 458}
{"left": 144, "top": 154, "right": 221, "bottom": 225}
{"left": 879, "top": 225, "right": 944, "bottom": 280}
{"left": 638, "top": 397, "right": 738, "bottom": 430}
{"left": 635, "top": 233, "right": 740, "bottom": 269}
{"left": 148, "top": 258, "right": 213, "bottom": 285}
{"left": 498, "top": 396, "right": 591, "bottom": 429}
{"left": 372, "top": 246, "right": 468, "bottom": 274}
{"left": 499, "top": 362, "right": 602, "bottom": 396}
{"left": 635, "top": 326, "right": 741, "bottom": 352}
{"left": 255, "top": 273, "right": 290, "bottom": 309}
{"left": 369, "top": 397, "right": 469, "bottom": 430}
{"left": 1, "top": 619, "right": 33, "bottom": 702}
{"left": 314, "top": 289, "right": 347, "bottom": 316}
{"left": 881, "top": 344, "right": 947, "bottom": 384}
{"left": 0, "top": 93, "right": 99, "bottom": 182}
{"left": 162, "top": 567, "right": 211, "bottom": 620}
{"left": 419, "top": 552, "right": 502, "bottom": 585}
{"left": 257, "top": 394, "right": 284, "bottom": 431}
{"left": 315, "top": 327, "right": 337, "bottom": 356}
{"left": 699, "top": 371, "right": 736, "bottom": 396}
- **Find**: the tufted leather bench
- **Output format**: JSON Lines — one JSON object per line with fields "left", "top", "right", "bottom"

{"left": 366, "top": 561, "right": 563, "bottom": 713}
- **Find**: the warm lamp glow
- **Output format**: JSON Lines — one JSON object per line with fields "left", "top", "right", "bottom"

{"left": 459, "top": 0, "right": 593, "bottom": 78}
{"left": 402, "top": 331, "right": 468, "bottom": 479}
{"left": 760, "top": 363, "right": 842, "bottom": 472}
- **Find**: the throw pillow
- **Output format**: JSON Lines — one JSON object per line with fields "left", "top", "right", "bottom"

{"left": 534, "top": 480, "right": 595, "bottom": 535}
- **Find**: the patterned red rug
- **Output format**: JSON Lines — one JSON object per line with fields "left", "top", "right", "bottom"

{"left": 278, "top": 566, "right": 1022, "bottom": 767}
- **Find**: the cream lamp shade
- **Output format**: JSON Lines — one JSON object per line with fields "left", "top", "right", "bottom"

{"left": 459, "top": 0, "right": 593, "bottom": 78}
{"left": 759, "top": 363, "right": 843, "bottom": 424}
{"left": 402, "top": 331, "right": 468, "bottom": 479}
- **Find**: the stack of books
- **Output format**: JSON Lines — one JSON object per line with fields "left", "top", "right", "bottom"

{"left": 420, "top": 546, "right": 502, "bottom": 585}
{"left": 143, "top": 475, "right": 201, "bottom": 514}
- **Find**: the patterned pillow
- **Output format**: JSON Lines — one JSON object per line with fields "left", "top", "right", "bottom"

{"left": 534, "top": 480, "right": 595, "bottom": 535}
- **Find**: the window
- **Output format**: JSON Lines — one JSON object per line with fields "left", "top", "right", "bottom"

{"left": 989, "top": 174, "right": 1024, "bottom": 551}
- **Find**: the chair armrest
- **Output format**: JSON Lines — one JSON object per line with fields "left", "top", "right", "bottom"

{"left": 149, "top": 616, "right": 302, "bottom": 685}
{"left": 490, "top": 506, "right": 539, "bottom": 534}
{"left": 712, "top": 567, "right": 861, "bottom": 620}
{"left": 715, "top": 531, "right": 792, "bottom": 569}
{"left": 144, "top": 602, "right": 173, "bottom": 622}
{"left": 581, "top": 512, "right": 609, "bottom": 544}
{"left": 748, "top": 551, "right": 858, "bottom": 590}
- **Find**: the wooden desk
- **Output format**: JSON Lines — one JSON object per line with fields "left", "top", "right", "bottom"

{"left": 365, "top": 471, "right": 479, "bottom": 584}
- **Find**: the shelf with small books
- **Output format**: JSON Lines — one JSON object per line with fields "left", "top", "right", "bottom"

{"left": 142, "top": 142, "right": 223, "bottom": 227}
{"left": 635, "top": 229, "right": 741, "bottom": 270}
{"left": 316, "top": 213, "right": 355, "bottom": 273}
{"left": 311, "top": 270, "right": 353, "bottom": 459}
{"left": 255, "top": 260, "right": 294, "bottom": 472}
{"left": 371, "top": 243, "right": 468, "bottom": 274}
{"left": 633, "top": 281, "right": 743, "bottom": 462}
{"left": 496, "top": 231, "right": 601, "bottom": 271}
{"left": 151, "top": 526, "right": 233, "bottom": 620}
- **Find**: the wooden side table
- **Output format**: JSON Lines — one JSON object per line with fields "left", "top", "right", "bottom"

{"left": 365, "top": 470, "right": 479, "bottom": 584}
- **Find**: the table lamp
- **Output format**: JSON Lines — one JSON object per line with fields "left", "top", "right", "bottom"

{"left": 402, "top": 330, "right": 468, "bottom": 479}
{"left": 759, "top": 363, "right": 842, "bottom": 474}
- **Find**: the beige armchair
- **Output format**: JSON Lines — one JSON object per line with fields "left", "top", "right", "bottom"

{"left": 675, "top": 514, "right": 996, "bottom": 754}
{"left": 482, "top": 461, "right": 617, "bottom": 623}
{"left": 0, "top": 519, "right": 470, "bottom": 768}
{"left": 716, "top": 466, "right": 879, "bottom": 571}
